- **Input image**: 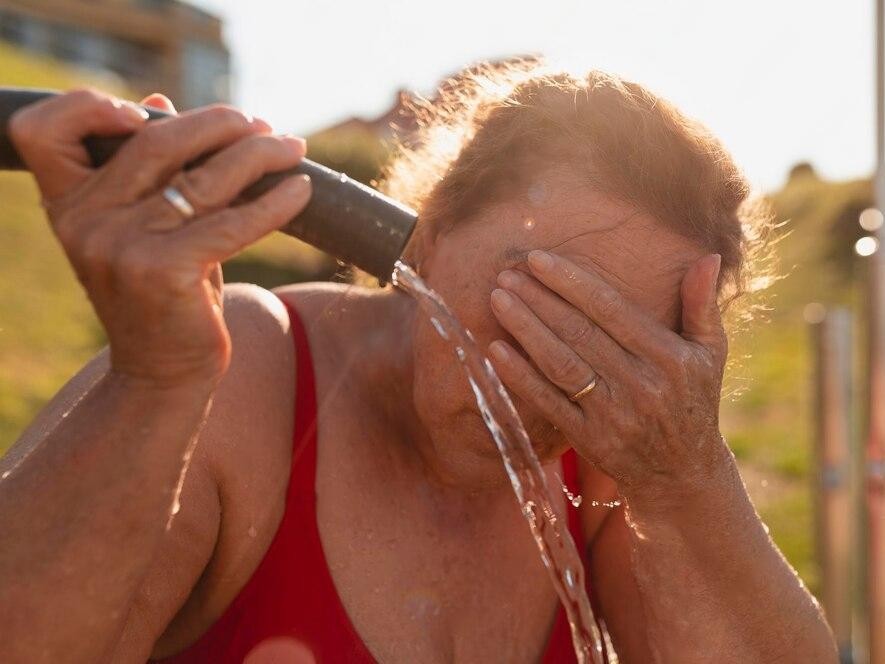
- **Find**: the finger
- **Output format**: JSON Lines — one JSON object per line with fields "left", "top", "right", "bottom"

{"left": 140, "top": 94, "right": 176, "bottom": 114}
{"left": 9, "top": 88, "right": 149, "bottom": 200}
{"left": 681, "top": 253, "right": 726, "bottom": 360}
{"left": 170, "top": 174, "right": 312, "bottom": 264}
{"left": 209, "top": 264, "right": 223, "bottom": 310}
{"left": 163, "top": 134, "right": 306, "bottom": 217}
{"left": 527, "top": 250, "right": 680, "bottom": 358}
{"left": 97, "top": 104, "right": 272, "bottom": 203}
{"left": 488, "top": 340, "right": 584, "bottom": 433}
{"left": 497, "top": 268, "right": 632, "bottom": 378}
{"left": 491, "top": 288, "right": 598, "bottom": 397}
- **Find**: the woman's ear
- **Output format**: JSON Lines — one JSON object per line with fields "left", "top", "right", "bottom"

{"left": 404, "top": 221, "right": 442, "bottom": 277}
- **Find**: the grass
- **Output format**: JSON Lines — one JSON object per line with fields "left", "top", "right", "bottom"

{"left": 718, "top": 168, "right": 872, "bottom": 590}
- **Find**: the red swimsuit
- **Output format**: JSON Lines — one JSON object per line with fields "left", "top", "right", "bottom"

{"left": 160, "top": 299, "right": 594, "bottom": 663}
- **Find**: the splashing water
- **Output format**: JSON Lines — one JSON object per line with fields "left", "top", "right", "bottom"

{"left": 392, "top": 261, "right": 604, "bottom": 664}
{"left": 556, "top": 473, "right": 584, "bottom": 508}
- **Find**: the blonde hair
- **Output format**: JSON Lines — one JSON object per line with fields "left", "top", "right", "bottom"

{"left": 380, "top": 58, "right": 773, "bottom": 309}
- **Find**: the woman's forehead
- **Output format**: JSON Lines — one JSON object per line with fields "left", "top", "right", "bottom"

{"left": 487, "top": 196, "right": 704, "bottom": 326}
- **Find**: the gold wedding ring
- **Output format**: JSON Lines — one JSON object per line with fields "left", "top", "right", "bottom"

{"left": 568, "top": 375, "right": 598, "bottom": 402}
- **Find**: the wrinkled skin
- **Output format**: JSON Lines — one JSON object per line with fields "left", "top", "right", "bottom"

{"left": 9, "top": 89, "right": 310, "bottom": 387}
{"left": 408, "top": 169, "right": 721, "bottom": 503}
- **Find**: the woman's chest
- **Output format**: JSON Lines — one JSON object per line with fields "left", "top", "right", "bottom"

{"left": 319, "top": 493, "right": 562, "bottom": 663}
{"left": 314, "top": 437, "right": 564, "bottom": 662}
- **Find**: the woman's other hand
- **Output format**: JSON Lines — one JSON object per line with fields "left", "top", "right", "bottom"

{"left": 488, "top": 250, "right": 729, "bottom": 506}
{"left": 9, "top": 89, "right": 311, "bottom": 388}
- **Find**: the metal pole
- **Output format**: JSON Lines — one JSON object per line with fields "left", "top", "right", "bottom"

{"left": 813, "top": 309, "right": 856, "bottom": 663}
{"left": 868, "top": 3, "right": 885, "bottom": 662}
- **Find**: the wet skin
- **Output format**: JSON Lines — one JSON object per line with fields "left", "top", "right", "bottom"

{"left": 245, "top": 171, "right": 712, "bottom": 662}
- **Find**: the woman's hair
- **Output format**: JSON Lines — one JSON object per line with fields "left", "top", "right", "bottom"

{"left": 380, "top": 58, "right": 773, "bottom": 311}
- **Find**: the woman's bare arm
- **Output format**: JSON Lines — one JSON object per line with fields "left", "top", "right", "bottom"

{"left": 0, "top": 364, "right": 218, "bottom": 662}
{"left": 0, "top": 89, "right": 309, "bottom": 662}
{"left": 489, "top": 250, "right": 838, "bottom": 662}
{"left": 0, "top": 283, "right": 296, "bottom": 663}
{"left": 590, "top": 459, "right": 836, "bottom": 663}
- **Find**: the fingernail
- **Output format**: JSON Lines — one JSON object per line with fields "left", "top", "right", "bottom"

{"left": 491, "top": 288, "right": 513, "bottom": 312}
{"left": 144, "top": 93, "right": 175, "bottom": 112}
{"left": 114, "top": 99, "right": 149, "bottom": 124}
{"left": 250, "top": 116, "right": 272, "bottom": 133}
{"left": 282, "top": 135, "right": 307, "bottom": 153}
{"left": 528, "top": 250, "right": 554, "bottom": 272}
{"left": 489, "top": 341, "right": 509, "bottom": 362}
{"left": 497, "top": 269, "right": 521, "bottom": 289}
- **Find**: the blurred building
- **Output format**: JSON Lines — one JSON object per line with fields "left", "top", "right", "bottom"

{"left": 0, "top": 0, "right": 229, "bottom": 108}
{"left": 324, "top": 89, "right": 418, "bottom": 144}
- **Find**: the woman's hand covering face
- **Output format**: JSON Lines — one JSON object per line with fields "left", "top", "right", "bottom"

{"left": 488, "top": 249, "right": 729, "bottom": 503}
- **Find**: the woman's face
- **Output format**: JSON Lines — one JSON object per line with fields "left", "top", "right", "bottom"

{"left": 409, "top": 171, "right": 707, "bottom": 485}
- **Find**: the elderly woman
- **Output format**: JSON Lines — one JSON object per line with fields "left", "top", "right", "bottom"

{"left": 0, "top": 62, "right": 836, "bottom": 663}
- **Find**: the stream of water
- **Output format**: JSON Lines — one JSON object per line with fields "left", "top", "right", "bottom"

{"left": 392, "top": 261, "right": 605, "bottom": 664}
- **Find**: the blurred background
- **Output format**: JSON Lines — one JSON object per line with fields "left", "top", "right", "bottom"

{"left": 0, "top": 1, "right": 881, "bottom": 662}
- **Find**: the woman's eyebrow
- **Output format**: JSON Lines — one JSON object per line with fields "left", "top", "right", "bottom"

{"left": 502, "top": 247, "right": 531, "bottom": 265}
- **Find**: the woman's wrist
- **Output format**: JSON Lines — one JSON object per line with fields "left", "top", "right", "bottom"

{"left": 106, "top": 366, "right": 222, "bottom": 397}
{"left": 619, "top": 433, "right": 744, "bottom": 520}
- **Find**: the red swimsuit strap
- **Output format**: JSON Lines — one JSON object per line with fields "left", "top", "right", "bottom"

{"left": 285, "top": 300, "right": 319, "bottom": 470}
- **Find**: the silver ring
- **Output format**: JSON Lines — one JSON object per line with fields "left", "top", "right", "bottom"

{"left": 568, "top": 375, "right": 598, "bottom": 402}
{"left": 162, "top": 186, "right": 196, "bottom": 219}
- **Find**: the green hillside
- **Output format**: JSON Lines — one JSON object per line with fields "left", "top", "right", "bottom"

{"left": 719, "top": 165, "right": 871, "bottom": 589}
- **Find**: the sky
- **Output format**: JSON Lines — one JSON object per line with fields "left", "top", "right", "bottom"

{"left": 191, "top": 0, "right": 875, "bottom": 192}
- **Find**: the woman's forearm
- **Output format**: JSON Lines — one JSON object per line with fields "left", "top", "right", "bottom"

{"left": 0, "top": 372, "right": 215, "bottom": 663}
{"left": 623, "top": 449, "right": 838, "bottom": 664}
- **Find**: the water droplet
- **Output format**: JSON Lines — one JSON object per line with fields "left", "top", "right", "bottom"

{"left": 523, "top": 500, "right": 538, "bottom": 523}
{"left": 558, "top": 473, "right": 583, "bottom": 509}
{"left": 247, "top": 525, "right": 258, "bottom": 538}
{"left": 1, "top": 471, "right": 9, "bottom": 480}
{"left": 429, "top": 317, "right": 448, "bottom": 339}
{"left": 565, "top": 567, "right": 577, "bottom": 588}
{"left": 524, "top": 216, "right": 536, "bottom": 230}
{"left": 171, "top": 497, "right": 181, "bottom": 516}
{"left": 455, "top": 346, "right": 466, "bottom": 361}
{"left": 338, "top": 172, "right": 348, "bottom": 183}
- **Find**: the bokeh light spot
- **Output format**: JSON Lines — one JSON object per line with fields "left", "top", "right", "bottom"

{"left": 859, "top": 208, "right": 884, "bottom": 232}
{"left": 802, "top": 302, "right": 827, "bottom": 324}
{"left": 855, "top": 235, "right": 879, "bottom": 257}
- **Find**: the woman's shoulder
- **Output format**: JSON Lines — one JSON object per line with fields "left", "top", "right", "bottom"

{"left": 272, "top": 280, "right": 378, "bottom": 320}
